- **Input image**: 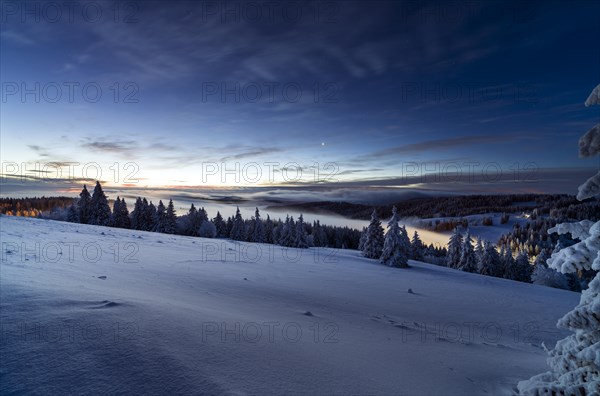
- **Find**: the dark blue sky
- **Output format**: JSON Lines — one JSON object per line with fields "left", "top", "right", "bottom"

{"left": 1, "top": 0, "right": 599, "bottom": 198}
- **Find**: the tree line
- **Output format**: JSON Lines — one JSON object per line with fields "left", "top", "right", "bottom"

{"left": 281, "top": 193, "right": 600, "bottom": 221}
{"left": 52, "top": 181, "right": 362, "bottom": 250}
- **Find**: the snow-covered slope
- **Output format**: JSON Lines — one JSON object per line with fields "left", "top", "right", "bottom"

{"left": 0, "top": 216, "right": 579, "bottom": 395}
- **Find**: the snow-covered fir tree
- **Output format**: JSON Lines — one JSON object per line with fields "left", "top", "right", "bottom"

{"left": 145, "top": 200, "right": 157, "bottom": 232}
{"left": 358, "top": 227, "right": 367, "bottom": 251}
{"left": 400, "top": 226, "right": 411, "bottom": 257}
{"left": 475, "top": 236, "right": 484, "bottom": 263}
{"left": 265, "top": 215, "right": 275, "bottom": 244}
{"left": 252, "top": 208, "right": 266, "bottom": 243}
{"left": 446, "top": 227, "right": 463, "bottom": 268}
{"left": 519, "top": 83, "right": 600, "bottom": 395}
{"left": 89, "top": 181, "right": 111, "bottom": 226}
{"left": 67, "top": 203, "right": 79, "bottom": 223}
{"left": 380, "top": 206, "right": 408, "bottom": 268}
{"left": 457, "top": 231, "right": 478, "bottom": 273}
{"left": 507, "top": 251, "right": 533, "bottom": 283}
{"left": 184, "top": 204, "right": 201, "bottom": 236}
{"left": 164, "top": 199, "right": 177, "bottom": 234}
{"left": 531, "top": 250, "right": 569, "bottom": 290}
{"left": 118, "top": 198, "right": 131, "bottom": 229}
{"left": 110, "top": 197, "right": 130, "bottom": 229}
{"left": 313, "top": 220, "right": 327, "bottom": 247}
{"left": 479, "top": 241, "right": 503, "bottom": 278}
{"left": 278, "top": 215, "right": 291, "bottom": 247}
{"left": 362, "top": 209, "right": 384, "bottom": 259}
{"left": 230, "top": 207, "right": 245, "bottom": 241}
{"left": 213, "top": 211, "right": 227, "bottom": 238}
{"left": 500, "top": 246, "right": 515, "bottom": 279}
{"left": 272, "top": 218, "right": 282, "bottom": 244}
{"left": 295, "top": 214, "right": 309, "bottom": 248}
{"left": 131, "top": 198, "right": 144, "bottom": 230}
{"left": 154, "top": 200, "right": 167, "bottom": 233}
{"left": 284, "top": 216, "right": 296, "bottom": 247}
{"left": 198, "top": 220, "right": 217, "bottom": 238}
{"left": 226, "top": 216, "right": 233, "bottom": 237}
{"left": 410, "top": 230, "right": 425, "bottom": 261}
{"left": 110, "top": 197, "right": 121, "bottom": 227}
{"left": 77, "top": 185, "right": 91, "bottom": 224}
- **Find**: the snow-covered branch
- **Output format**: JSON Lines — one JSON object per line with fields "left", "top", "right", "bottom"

{"left": 584, "top": 83, "right": 600, "bottom": 106}
{"left": 578, "top": 123, "right": 600, "bottom": 158}
{"left": 547, "top": 220, "right": 600, "bottom": 273}
{"left": 577, "top": 170, "right": 600, "bottom": 201}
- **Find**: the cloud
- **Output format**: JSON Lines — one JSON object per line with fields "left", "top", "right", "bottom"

{"left": 1, "top": 30, "right": 34, "bottom": 45}
{"left": 27, "top": 144, "right": 51, "bottom": 158}
{"left": 218, "top": 147, "right": 284, "bottom": 162}
{"left": 359, "top": 134, "right": 529, "bottom": 161}
{"left": 81, "top": 140, "right": 136, "bottom": 155}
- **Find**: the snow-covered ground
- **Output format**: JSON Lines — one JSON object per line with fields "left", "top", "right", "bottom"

{"left": 0, "top": 216, "right": 579, "bottom": 395}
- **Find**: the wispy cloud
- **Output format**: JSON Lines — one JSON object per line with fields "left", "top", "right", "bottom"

{"left": 1, "top": 30, "right": 34, "bottom": 45}
{"left": 81, "top": 140, "right": 136, "bottom": 154}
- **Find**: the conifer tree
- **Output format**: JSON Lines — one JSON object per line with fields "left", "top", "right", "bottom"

{"left": 154, "top": 200, "right": 166, "bottom": 232}
{"left": 380, "top": 206, "right": 408, "bottom": 267}
{"left": 89, "top": 181, "right": 111, "bottom": 226}
{"left": 458, "top": 231, "right": 478, "bottom": 273}
{"left": 479, "top": 241, "right": 503, "bottom": 277}
{"left": 131, "top": 197, "right": 144, "bottom": 230}
{"left": 313, "top": 220, "right": 328, "bottom": 247}
{"left": 506, "top": 250, "right": 533, "bottom": 282}
{"left": 230, "top": 206, "right": 245, "bottom": 241}
{"left": 501, "top": 246, "right": 515, "bottom": 279}
{"left": 77, "top": 185, "right": 91, "bottom": 224}
{"left": 295, "top": 214, "right": 309, "bottom": 248}
{"left": 67, "top": 202, "right": 79, "bottom": 223}
{"left": 531, "top": 250, "right": 569, "bottom": 289}
{"left": 110, "top": 197, "right": 131, "bottom": 229}
{"left": 185, "top": 203, "right": 200, "bottom": 236}
{"left": 278, "top": 216, "right": 290, "bottom": 246}
{"left": 362, "top": 209, "right": 384, "bottom": 259}
{"left": 144, "top": 200, "right": 156, "bottom": 231}
{"left": 119, "top": 198, "right": 131, "bottom": 229}
{"left": 446, "top": 227, "right": 463, "bottom": 268}
{"left": 164, "top": 199, "right": 177, "bottom": 234}
{"left": 475, "top": 236, "right": 484, "bottom": 263}
{"left": 265, "top": 215, "right": 275, "bottom": 244}
{"left": 410, "top": 230, "right": 425, "bottom": 261}
{"left": 252, "top": 207, "right": 266, "bottom": 243}
{"left": 213, "top": 211, "right": 227, "bottom": 238}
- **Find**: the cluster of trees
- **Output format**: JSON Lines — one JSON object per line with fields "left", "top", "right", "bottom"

{"left": 359, "top": 208, "right": 446, "bottom": 267}
{"left": 446, "top": 228, "right": 534, "bottom": 282}
{"left": 57, "top": 182, "right": 362, "bottom": 250}
{"left": 497, "top": 218, "right": 596, "bottom": 290}
{"left": 415, "top": 215, "right": 502, "bottom": 232}
{"left": 446, "top": 227, "right": 588, "bottom": 290}
{"left": 0, "top": 196, "right": 73, "bottom": 217}
{"left": 222, "top": 208, "right": 361, "bottom": 249}
{"left": 498, "top": 218, "right": 558, "bottom": 257}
